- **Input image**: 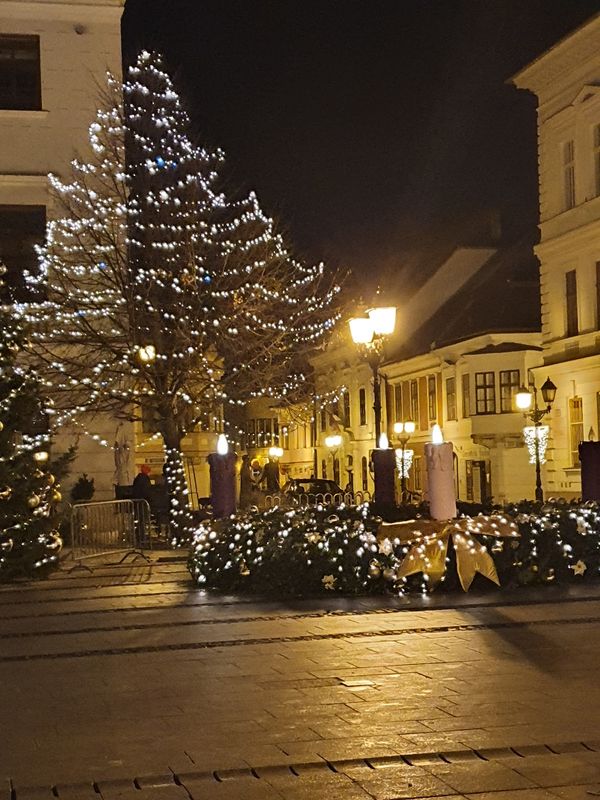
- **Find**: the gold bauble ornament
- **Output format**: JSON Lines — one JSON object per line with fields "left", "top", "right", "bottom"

{"left": 0, "top": 420, "right": 3, "bottom": 431}
{"left": 47, "top": 473, "right": 55, "bottom": 486}
{"left": 28, "top": 494, "right": 40, "bottom": 508}
{"left": 51, "top": 490, "right": 62, "bottom": 502}
{"left": 383, "top": 568, "right": 396, "bottom": 582}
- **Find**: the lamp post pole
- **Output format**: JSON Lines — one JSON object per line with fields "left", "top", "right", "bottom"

{"left": 368, "top": 352, "right": 382, "bottom": 446}
{"left": 516, "top": 377, "right": 557, "bottom": 504}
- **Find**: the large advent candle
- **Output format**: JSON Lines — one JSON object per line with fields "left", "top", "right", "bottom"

{"left": 425, "top": 424, "right": 456, "bottom": 520}
{"left": 207, "top": 434, "right": 237, "bottom": 518}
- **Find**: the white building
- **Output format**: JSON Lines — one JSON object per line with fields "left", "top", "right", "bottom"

{"left": 0, "top": 0, "right": 130, "bottom": 499}
{"left": 512, "top": 13, "right": 600, "bottom": 499}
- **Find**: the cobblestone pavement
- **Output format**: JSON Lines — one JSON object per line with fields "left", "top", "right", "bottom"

{"left": 3, "top": 554, "right": 600, "bottom": 799}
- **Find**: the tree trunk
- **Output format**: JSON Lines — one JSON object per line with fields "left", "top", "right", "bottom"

{"left": 161, "top": 417, "right": 194, "bottom": 545}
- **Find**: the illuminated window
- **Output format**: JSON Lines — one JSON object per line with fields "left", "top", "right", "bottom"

{"left": 499, "top": 370, "right": 520, "bottom": 413}
{"left": 475, "top": 372, "right": 496, "bottom": 415}
{"left": 569, "top": 396, "right": 584, "bottom": 466}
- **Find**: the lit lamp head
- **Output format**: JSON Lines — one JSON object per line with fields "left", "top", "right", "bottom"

{"left": 349, "top": 316, "right": 374, "bottom": 345}
{"left": 394, "top": 420, "right": 416, "bottom": 437}
{"left": 325, "top": 434, "right": 342, "bottom": 450}
{"left": 268, "top": 446, "right": 284, "bottom": 459}
{"left": 367, "top": 306, "right": 396, "bottom": 336}
{"left": 515, "top": 385, "right": 533, "bottom": 411}
{"left": 137, "top": 344, "right": 156, "bottom": 364}
{"left": 216, "top": 433, "right": 229, "bottom": 455}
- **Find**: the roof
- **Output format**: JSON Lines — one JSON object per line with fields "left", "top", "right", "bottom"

{"left": 384, "top": 235, "right": 541, "bottom": 362}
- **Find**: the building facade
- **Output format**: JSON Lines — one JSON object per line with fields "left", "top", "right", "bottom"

{"left": 0, "top": 0, "right": 131, "bottom": 500}
{"left": 513, "top": 14, "right": 600, "bottom": 499}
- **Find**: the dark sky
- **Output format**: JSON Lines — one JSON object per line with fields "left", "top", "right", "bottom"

{"left": 122, "top": 1, "right": 600, "bottom": 293}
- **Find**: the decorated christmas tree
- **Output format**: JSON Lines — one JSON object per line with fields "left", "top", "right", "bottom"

{"left": 0, "top": 266, "right": 72, "bottom": 580}
{"left": 20, "top": 52, "right": 342, "bottom": 543}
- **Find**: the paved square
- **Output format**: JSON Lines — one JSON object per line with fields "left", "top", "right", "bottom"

{"left": 2, "top": 555, "right": 600, "bottom": 799}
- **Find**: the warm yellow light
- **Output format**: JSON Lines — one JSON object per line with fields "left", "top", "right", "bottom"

{"left": 394, "top": 420, "right": 415, "bottom": 436}
{"left": 349, "top": 317, "right": 374, "bottom": 344}
{"left": 515, "top": 386, "right": 533, "bottom": 411}
{"left": 268, "top": 446, "right": 284, "bottom": 458}
{"left": 137, "top": 344, "right": 156, "bottom": 363}
{"left": 368, "top": 306, "right": 396, "bottom": 336}
{"left": 325, "top": 434, "right": 342, "bottom": 449}
{"left": 431, "top": 424, "right": 444, "bottom": 444}
{"left": 379, "top": 432, "right": 389, "bottom": 449}
{"left": 33, "top": 451, "right": 49, "bottom": 463}
{"left": 217, "top": 434, "right": 228, "bottom": 455}
{"left": 404, "top": 420, "right": 416, "bottom": 434}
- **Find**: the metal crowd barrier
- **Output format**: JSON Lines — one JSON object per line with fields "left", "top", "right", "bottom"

{"left": 68, "top": 499, "right": 152, "bottom": 571}
{"left": 264, "top": 490, "right": 371, "bottom": 509}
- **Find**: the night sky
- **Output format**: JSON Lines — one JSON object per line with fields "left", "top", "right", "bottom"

{"left": 122, "top": 1, "right": 600, "bottom": 294}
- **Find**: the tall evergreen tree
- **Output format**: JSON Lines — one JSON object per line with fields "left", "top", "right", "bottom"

{"left": 0, "top": 265, "right": 71, "bottom": 580}
{"left": 21, "top": 52, "right": 342, "bottom": 542}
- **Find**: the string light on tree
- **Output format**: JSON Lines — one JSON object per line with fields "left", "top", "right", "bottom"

{"left": 18, "top": 51, "right": 342, "bottom": 543}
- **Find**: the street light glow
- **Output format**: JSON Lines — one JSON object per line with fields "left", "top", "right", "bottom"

{"left": 368, "top": 306, "right": 396, "bottom": 336}
{"left": 348, "top": 317, "right": 374, "bottom": 344}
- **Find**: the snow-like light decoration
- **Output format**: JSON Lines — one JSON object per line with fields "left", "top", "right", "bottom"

{"left": 15, "top": 51, "right": 342, "bottom": 543}
{"left": 395, "top": 448, "right": 414, "bottom": 479}
{"left": 216, "top": 433, "right": 228, "bottom": 455}
{"left": 523, "top": 425, "right": 549, "bottom": 464}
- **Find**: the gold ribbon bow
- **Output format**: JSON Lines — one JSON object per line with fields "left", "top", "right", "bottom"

{"left": 378, "top": 515, "right": 520, "bottom": 591}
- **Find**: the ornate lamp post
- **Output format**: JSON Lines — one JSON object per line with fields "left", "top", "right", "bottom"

{"left": 515, "top": 376, "right": 557, "bottom": 503}
{"left": 393, "top": 420, "right": 415, "bottom": 502}
{"left": 348, "top": 306, "right": 396, "bottom": 445}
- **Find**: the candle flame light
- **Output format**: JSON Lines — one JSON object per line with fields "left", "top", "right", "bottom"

{"left": 431, "top": 424, "right": 444, "bottom": 445}
{"left": 379, "top": 432, "right": 389, "bottom": 449}
{"left": 217, "top": 434, "right": 229, "bottom": 456}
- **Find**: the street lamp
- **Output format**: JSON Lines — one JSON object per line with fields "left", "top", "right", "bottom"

{"left": 393, "top": 420, "right": 415, "bottom": 502}
{"left": 515, "top": 376, "right": 557, "bottom": 502}
{"left": 348, "top": 306, "right": 396, "bottom": 445}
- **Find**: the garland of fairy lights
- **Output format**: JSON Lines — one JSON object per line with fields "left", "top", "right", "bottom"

{"left": 15, "top": 51, "right": 342, "bottom": 542}
{"left": 523, "top": 425, "right": 549, "bottom": 464}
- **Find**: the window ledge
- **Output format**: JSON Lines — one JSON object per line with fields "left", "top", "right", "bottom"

{"left": 0, "top": 109, "right": 48, "bottom": 119}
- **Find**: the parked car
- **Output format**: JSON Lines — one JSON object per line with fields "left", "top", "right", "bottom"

{"left": 283, "top": 478, "right": 344, "bottom": 499}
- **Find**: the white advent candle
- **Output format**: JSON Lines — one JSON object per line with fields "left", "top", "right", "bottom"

{"left": 425, "top": 439, "right": 457, "bottom": 521}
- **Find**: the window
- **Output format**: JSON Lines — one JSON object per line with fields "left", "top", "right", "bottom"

{"left": 475, "top": 372, "right": 496, "bottom": 414}
{"left": 0, "top": 35, "right": 41, "bottom": 110}
{"left": 462, "top": 374, "right": 470, "bottom": 418}
{"left": 359, "top": 388, "right": 366, "bottom": 426}
{"left": 446, "top": 377, "right": 457, "bottom": 421}
{"left": 569, "top": 396, "right": 584, "bottom": 466}
{"left": 343, "top": 392, "right": 351, "bottom": 428}
{"left": 321, "top": 458, "right": 327, "bottom": 479}
{"left": 499, "top": 370, "right": 520, "bottom": 413}
{"left": 361, "top": 456, "right": 368, "bottom": 491}
{"left": 412, "top": 456, "right": 422, "bottom": 491}
{"left": 409, "top": 379, "right": 419, "bottom": 424}
{"left": 394, "top": 384, "right": 402, "bottom": 422}
{"left": 563, "top": 139, "right": 575, "bottom": 210}
{"left": 281, "top": 425, "right": 289, "bottom": 449}
{"left": 566, "top": 269, "right": 579, "bottom": 337}
{"left": 0, "top": 205, "right": 46, "bottom": 302}
{"left": 320, "top": 409, "right": 326, "bottom": 432}
{"left": 594, "top": 125, "right": 600, "bottom": 197}
{"left": 427, "top": 375, "right": 437, "bottom": 421}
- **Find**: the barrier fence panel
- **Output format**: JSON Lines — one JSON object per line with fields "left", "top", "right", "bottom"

{"left": 264, "top": 490, "right": 371, "bottom": 509}
{"left": 69, "top": 499, "right": 152, "bottom": 568}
